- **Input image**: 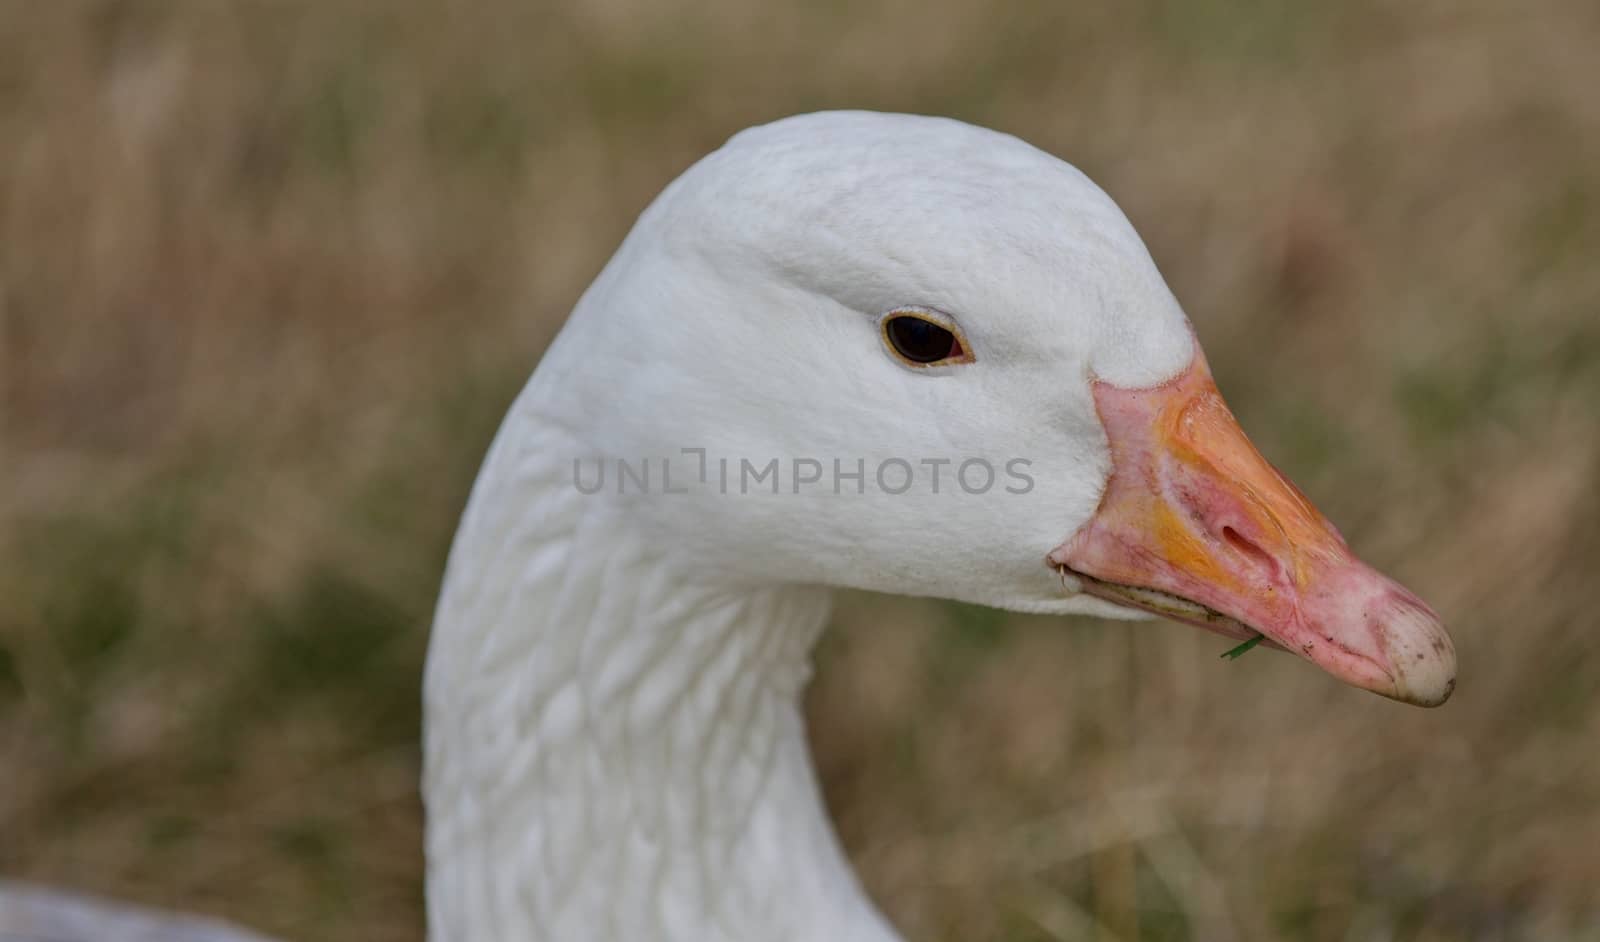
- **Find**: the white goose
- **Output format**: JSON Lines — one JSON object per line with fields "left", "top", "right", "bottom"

{"left": 1, "top": 111, "right": 1455, "bottom": 942}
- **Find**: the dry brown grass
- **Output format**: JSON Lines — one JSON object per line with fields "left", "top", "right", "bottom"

{"left": 2, "top": 1, "right": 1598, "bottom": 939}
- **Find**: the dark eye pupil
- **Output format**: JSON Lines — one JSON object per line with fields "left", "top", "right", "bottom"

{"left": 886, "top": 316, "right": 959, "bottom": 364}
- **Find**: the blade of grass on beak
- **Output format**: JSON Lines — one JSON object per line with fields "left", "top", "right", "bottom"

{"left": 1220, "top": 634, "right": 1264, "bottom": 660}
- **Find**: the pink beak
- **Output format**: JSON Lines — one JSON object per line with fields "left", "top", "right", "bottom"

{"left": 1050, "top": 348, "right": 1456, "bottom": 706}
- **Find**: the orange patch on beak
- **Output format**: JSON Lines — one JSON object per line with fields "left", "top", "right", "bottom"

{"left": 1050, "top": 350, "right": 1456, "bottom": 706}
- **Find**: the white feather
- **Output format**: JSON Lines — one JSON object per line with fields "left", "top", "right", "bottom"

{"left": 425, "top": 112, "right": 1192, "bottom": 941}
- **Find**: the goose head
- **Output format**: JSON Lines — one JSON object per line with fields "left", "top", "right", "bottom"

{"left": 558, "top": 110, "right": 1454, "bottom": 706}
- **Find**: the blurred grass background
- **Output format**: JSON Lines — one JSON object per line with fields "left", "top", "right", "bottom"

{"left": 2, "top": 0, "right": 1598, "bottom": 939}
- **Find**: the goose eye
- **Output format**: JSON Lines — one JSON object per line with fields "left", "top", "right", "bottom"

{"left": 882, "top": 312, "right": 972, "bottom": 367}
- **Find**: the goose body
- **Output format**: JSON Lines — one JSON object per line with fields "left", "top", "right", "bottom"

{"left": 4, "top": 111, "right": 1455, "bottom": 942}
{"left": 0, "top": 880, "right": 275, "bottom": 942}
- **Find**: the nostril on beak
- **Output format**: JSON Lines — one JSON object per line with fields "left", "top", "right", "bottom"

{"left": 1221, "top": 525, "right": 1281, "bottom": 578}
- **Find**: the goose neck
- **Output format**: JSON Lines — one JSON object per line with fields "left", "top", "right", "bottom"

{"left": 424, "top": 415, "right": 899, "bottom": 941}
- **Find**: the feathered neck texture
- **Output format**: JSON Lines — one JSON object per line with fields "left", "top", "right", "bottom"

{"left": 423, "top": 400, "right": 901, "bottom": 942}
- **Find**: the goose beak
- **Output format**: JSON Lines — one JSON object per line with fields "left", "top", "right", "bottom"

{"left": 1048, "top": 350, "right": 1456, "bottom": 707}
